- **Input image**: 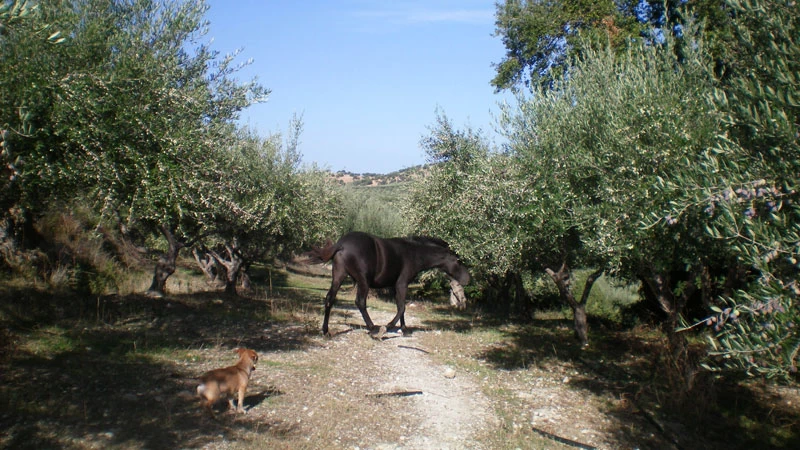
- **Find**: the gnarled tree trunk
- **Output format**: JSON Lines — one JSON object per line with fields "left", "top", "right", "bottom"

{"left": 449, "top": 279, "right": 467, "bottom": 310}
{"left": 545, "top": 263, "right": 602, "bottom": 347}
{"left": 147, "top": 225, "right": 184, "bottom": 297}
{"left": 193, "top": 246, "right": 222, "bottom": 286}
{"left": 641, "top": 269, "right": 700, "bottom": 395}
{"left": 207, "top": 240, "right": 246, "bottom": 295}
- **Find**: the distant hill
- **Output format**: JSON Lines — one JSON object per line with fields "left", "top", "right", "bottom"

{"left": 331, "top": 166, "right": 426, "bottom": 237}
{"left": 331, "top": 165, "right": 429, "bottom": 187}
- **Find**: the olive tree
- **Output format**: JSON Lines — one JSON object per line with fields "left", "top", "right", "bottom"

{"left": 403, "top": 115, "right": 529, "bottom": 294}
{"left": 1, "top": 1, "right": 283, "bottom": 295}
{"left": 406, "top": 113, "right": 605, "bottom": 344}
{"left": 199, "top": 124, "right": 342, "bottom": 295}
{"left": 498, "top": 19, "right": 725, "bottom": 366}
{"left": 670, "top": 0, "right": 800, "bottom": 379}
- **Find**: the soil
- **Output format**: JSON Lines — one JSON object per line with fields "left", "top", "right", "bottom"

{"left": 1, "top": 284, "right": 799, "bottom": 450}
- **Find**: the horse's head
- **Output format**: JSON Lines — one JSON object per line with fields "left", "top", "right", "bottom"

{"left": 410, "top": 235, "right": 471, "bottom": 285}
{"left": 442, "top": 252, "right": 471, "bottom": 286}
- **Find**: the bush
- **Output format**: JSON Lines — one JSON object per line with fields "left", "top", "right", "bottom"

{"left": 338, "top": 184, "right": 408, "bottom": 237}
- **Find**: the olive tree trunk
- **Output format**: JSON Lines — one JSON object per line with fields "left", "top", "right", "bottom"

{"left": 641, "top": 270, "right": 700, "bottom": 395}
{"left": 449, "top": 279, "right": 467, "bottom": 310}
{"left": 545, "top": 263, "right": 602, "bottom": 347}
{"left": 192, "top": 246, "right": 222, "bottom": 286}
{"left": 207, "top": 241, "right": 246, "bottom": 295}
{"left": 147, "top": 225, "right": 185, "bottom": 297}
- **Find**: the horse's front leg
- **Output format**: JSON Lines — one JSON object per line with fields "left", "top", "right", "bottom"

{"left": 353, "top": 278, "right": 376, "bottom": 332}
{"left": 386, "top": 283, "right": 408, "bottom": 334}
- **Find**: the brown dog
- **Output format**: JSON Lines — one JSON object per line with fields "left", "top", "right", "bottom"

{"left": 197, "top": 348, "right": 258, "bottom": 416}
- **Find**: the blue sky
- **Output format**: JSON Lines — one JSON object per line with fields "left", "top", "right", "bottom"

{"left": 204, "top": 1, "right": 511, "bottom": 174}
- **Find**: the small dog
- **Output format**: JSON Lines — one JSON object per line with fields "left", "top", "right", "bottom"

{"left": 197, "top": 348, "right": 258, "bottom": 416}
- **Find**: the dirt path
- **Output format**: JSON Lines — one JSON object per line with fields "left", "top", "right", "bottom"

{"left": 363, "top": 330, "right": 492, "bottom": 449}
{"left": 257, "top": 307, "right": 495, "bottom": 450}
{"left": 253, "top": 304, "right": 680, "bottom": 450}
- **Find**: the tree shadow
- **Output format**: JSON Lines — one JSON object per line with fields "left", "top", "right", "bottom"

{"left": 472, "top": 315, "right": 800, "bottom": 450}
{"left": 203, "top": 386, "right": 284, "bottom": 415}
{"left": 417, "top": 302, "right": 501, "bottom": 333}
{"left": 0, "top": 286, "right": 321, "bottom": 449}
{"left": 399, "top": 298, "right": 799, "bottom": 450}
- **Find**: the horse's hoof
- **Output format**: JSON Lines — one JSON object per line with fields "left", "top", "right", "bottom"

{"left": 369, "top": 326, "right": 387, "bottom": 340}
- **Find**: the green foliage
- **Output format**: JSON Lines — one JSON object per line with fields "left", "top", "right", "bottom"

{"left": 1, "top": 0, "right": 269, "bottom": 236}
{"left": 338, "top": 183, "right": 407, "bottom": 238}
{"left": 404, "top": 114, "right": 526, "bottom": 277}
{"left": 506, "top": 28, "right": 720, "bottom": 279}
{"left": 492, "top": 0, "right": 735, "bottom": 92}
{"left": 672, "top": 0, "right": 800, "bottom": 379}
{"left": 1, "top": 1, "right": 340, "bottom": 294}
{"left": 492, "top": 0, "right": 641, "bottom": 90}
{"left": 210, "top": 123, "right": 342, "bottom": 261}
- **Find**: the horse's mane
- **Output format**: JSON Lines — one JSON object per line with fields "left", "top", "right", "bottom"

{"left": 404, "top": 235, "right": 451, "bottom": 249}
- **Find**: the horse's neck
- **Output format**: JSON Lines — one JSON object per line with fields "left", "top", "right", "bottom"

{"left": 416, "top": 246, "right": 449, "bottom": 271}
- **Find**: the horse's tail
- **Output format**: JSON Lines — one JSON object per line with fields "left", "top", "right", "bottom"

{"left": 298, "top": 239, "right": 338, "bottom": 264}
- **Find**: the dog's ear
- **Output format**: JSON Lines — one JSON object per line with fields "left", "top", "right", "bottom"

{"left": 234, "top": 347, "right": 245, "bottom": 356}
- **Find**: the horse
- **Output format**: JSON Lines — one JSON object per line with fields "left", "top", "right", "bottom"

{"left": 302, "top": 231, "right": 470, "bottom": 336}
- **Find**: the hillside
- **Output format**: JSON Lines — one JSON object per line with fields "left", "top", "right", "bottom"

{"left": 331, "top": 165, "right": 429, "bottom": 187}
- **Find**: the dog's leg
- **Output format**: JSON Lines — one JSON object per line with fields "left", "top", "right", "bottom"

{"left": 237, "top": 386, "right": 246, "bottom": 413}
{"left": 204, "top": 400, "right": 216, "bottom": 417}
{"left": 198, "top": 383, "right": 217, "bottom": 417}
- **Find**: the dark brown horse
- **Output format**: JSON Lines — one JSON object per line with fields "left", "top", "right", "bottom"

{"left": 302, "top": 231, "right": 470, "bottom": 336}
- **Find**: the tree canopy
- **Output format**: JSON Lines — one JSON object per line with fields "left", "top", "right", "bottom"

{"left": 492, "top": 0, "right": 733, "bottom": 91}
{"left": 1, "top": 0, "right": 340, "bottom": 294}
{"left": 408, "top": 0, "right": 799, "bottom": 379}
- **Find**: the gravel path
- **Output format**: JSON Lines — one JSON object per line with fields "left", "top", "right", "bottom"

{"left": 292, "top": 307, "right": 495, "bottom": 450}
{"left": 366, "top": 330, "right": 492, "bottom": 449}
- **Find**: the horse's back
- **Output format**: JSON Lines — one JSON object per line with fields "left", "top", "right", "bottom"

{"left": 336, "top": 232, "right": 408, "bottom": 287}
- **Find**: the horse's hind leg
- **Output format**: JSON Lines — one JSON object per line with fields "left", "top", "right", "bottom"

{"left": 322, "top": 288, "right": 337, "bottom": 336}
{"left": 322, "top": 264, "right": 347, "bottom": 336}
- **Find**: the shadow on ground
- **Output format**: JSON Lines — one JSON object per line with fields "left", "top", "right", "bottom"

{"left": 461, "top": 312, "right": 800, "bottom": 450}
{"left": 0, "top": 286, "right": 319, "bottom": 449}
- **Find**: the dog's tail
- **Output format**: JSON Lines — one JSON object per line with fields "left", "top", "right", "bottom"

{"left": 196, "top": 383, "right": 207, "bottom": 397}
{"left": 298, "top": 239, "right": 338, "bottom": 264}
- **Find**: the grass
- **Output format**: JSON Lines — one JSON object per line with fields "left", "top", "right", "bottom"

{"left": 20, "top": 326, "right": 78, "bottom": 356}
